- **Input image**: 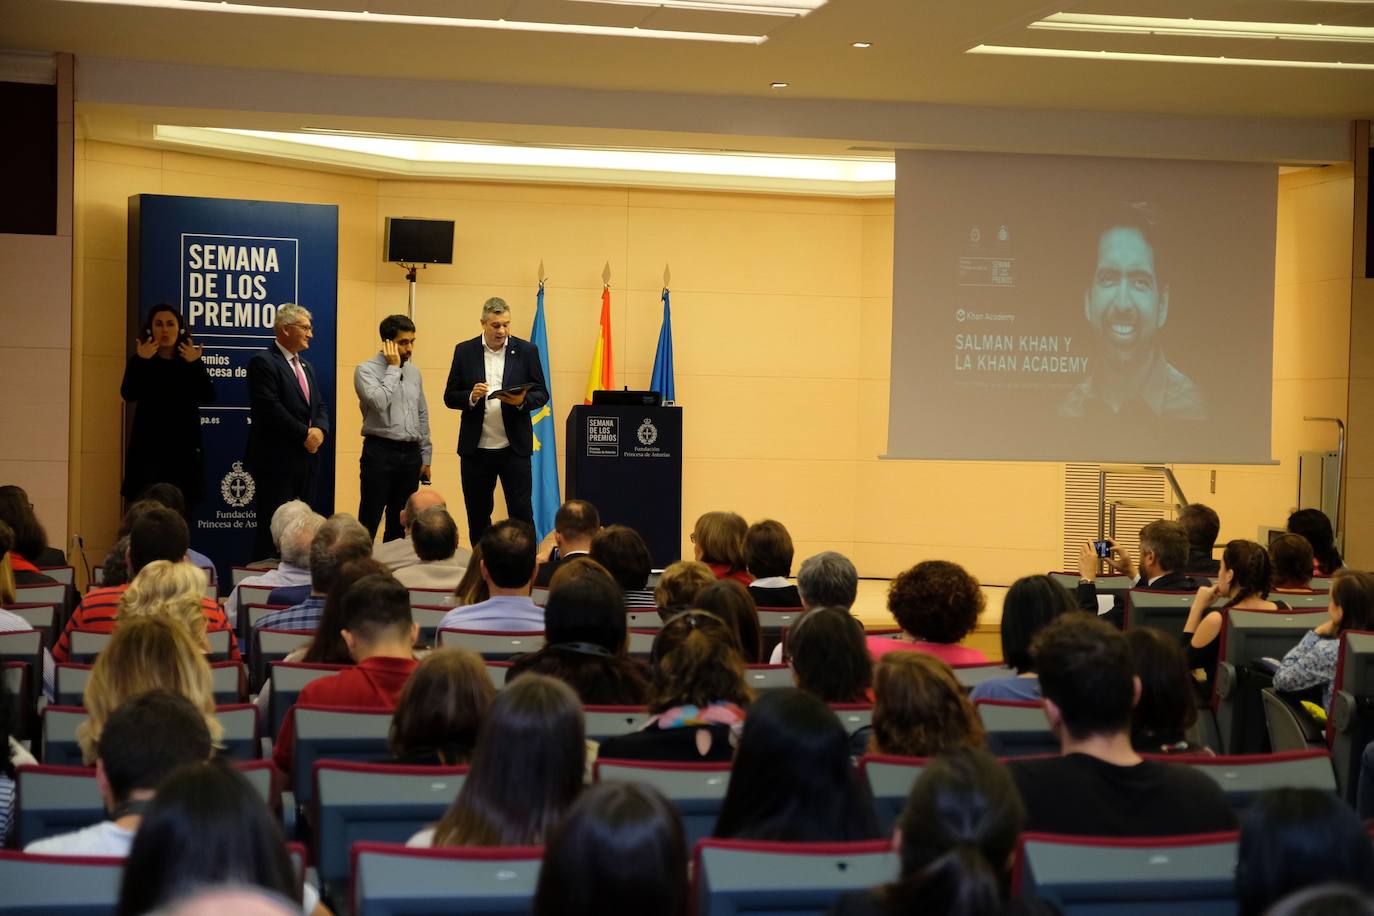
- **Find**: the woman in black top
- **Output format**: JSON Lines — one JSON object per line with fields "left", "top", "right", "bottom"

{"left": 1181, "top": 539, "right": 1283, "bottom": 686}
{"left": 120, "top": 304, "right": 215, "bottom": 505}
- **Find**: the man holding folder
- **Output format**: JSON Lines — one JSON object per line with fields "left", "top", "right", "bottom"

{"left": 444, "top": 297, "right": 549, "bottom": 544}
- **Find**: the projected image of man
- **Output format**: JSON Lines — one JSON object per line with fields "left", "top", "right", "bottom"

{"left": 1059, "top": 207, "right": 1205, "bottom": 420}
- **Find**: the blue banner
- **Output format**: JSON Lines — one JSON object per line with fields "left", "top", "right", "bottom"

{"left": 650, "top": 287, "right": 675, "bottom": 403}
{"left": 529, "top": 283, "right": 561, "bottom": 541}
{"left": 128, "top": 195, "right": 338, "bottom": 586}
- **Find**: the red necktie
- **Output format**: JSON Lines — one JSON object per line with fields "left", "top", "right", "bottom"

{"left": 292, "top": 356, "right": 309, "bottom": 402}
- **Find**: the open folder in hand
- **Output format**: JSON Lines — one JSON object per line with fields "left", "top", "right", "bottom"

{"left": 487, "top": 382, "right": 535, "bottom": 400}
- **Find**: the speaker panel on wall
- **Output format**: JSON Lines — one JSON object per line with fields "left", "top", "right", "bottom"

{"left": 385, "top": 217, "right": 455, "bottom": 264}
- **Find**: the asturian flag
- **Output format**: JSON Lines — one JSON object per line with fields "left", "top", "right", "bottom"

{"left": 529, "top": 283, "right": 560, "bottom": 541}
{"left": 649, "top": 286, "right": 675, "bottom": 403}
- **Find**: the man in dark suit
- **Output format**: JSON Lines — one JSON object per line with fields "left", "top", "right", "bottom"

{"left": 443, "top": 297, "right": 549, "bottom": 545}
{"left": 1075, "top": 519, "right": 1202, "bottom": 625}
{"left": 246, "top": 303, "right": 330, "bottom": 558}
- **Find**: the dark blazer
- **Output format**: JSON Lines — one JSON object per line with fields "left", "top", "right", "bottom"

{"left": 245, "top": 345, "right": 331, "bottom": 474}
{"left": 1076, "top": 569, "right": 1204, "bottom": 620}
{"left": 443, "top": 335, "right": 549, "bottom": 457}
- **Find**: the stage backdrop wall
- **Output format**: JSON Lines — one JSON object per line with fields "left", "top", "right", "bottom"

{"left": 69, "top": 141, "right": 1359, "bottom": 593}
{"left": 126, "top": 194, "right": 338, "bottom": 583}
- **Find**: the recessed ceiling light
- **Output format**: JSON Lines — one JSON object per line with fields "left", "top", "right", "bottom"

{"left": 1031, "top": 12, "right": 1374, "bottom": 43}
{"left": 770, "top": 81, "right": 789, "bottom": 88}
{"left": 966, "top": 43, "right": 1374, "bottom": 69}
{"left": 567, "top": 0, "right": 825, "bottom": 15}
{"left": 51, "top": 0, "right": 769, "bottom": 42}
{"left": 852, "top": 41, "right": 872, "bottom": 48}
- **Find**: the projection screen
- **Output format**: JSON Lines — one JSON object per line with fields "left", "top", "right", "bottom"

{"left": 886, "top": 150, "right": 1276, "bottom": 464}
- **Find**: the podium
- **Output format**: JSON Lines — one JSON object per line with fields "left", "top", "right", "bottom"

{"left": 566, "top": 404, "right": 682, "bottom": 569}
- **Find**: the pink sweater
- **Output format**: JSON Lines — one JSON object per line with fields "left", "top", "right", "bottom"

{"left": 865, "top": 634, "right": 990, "bottom": 665}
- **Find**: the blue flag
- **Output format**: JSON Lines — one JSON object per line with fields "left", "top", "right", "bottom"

{"left": 650, "top": 287, "right": 675, "bottom": 403}
{"left": 529, "top": 284, "right": 561, "bottom": 541}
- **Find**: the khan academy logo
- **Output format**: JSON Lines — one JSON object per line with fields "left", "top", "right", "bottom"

{"left": 221, "top": 461, "right": 256, "bottom": 508}
{"left": 637, "top": 418, "right": 658, "bottom": 446}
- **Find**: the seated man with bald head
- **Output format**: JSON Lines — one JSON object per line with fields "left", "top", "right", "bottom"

{"left": 372, "top": 488, "right": 469, "bottom": 571}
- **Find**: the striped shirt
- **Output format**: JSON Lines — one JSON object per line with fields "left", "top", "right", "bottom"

{"left": 53, "top": 584, "right": 239, "bottom": 663}
{"left": 623, "top": 588, "right": 657, "bottom": 610}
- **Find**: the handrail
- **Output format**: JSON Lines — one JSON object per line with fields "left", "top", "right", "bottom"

{"left": 1303, "top": 417, "right": 1345, "bottom": 550}
{"left": 1095, "top": 466, "right": 1189, "bottom": 572}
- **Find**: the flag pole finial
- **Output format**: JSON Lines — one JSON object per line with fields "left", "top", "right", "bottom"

{"left": 663, "top": 263, "right": 671, "bottom": 290}
{"left": 538, "top": 259, "right": 546, "bottom": 285}
{"left": 602, "top": 261, "right": 611, "bottom": 287}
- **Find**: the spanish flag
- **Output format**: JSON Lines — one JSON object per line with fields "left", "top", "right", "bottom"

{"left": 583, "top": 286, "right": 614, "bottom": 404}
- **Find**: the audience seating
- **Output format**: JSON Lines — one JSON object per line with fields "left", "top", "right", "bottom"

{"left": 1310, "top": 577, "right": 1334, "bottom": 591}
{"left": 531, "top": 585, "right": 550, "bottom": 607}
{"left": 1271, "top": 590, "right": 1331, "bottom": 610}
{"left": 14, "top": 583, "right": 67, "bottom": 611}
{"left": 858, "top": 754, "right": 925, "bottom": 835}
{"left": 743, "top": 664, "right": 793, "bottom": 694}
{"left": 351, "top": 842, "right": 544, "bottom": 916}
{"left": 693, "top": 838, "right": 899, "bottom": 916}
{"left": 594, "top": 758, "right": 731, "bottom": 848}
{"left": 485, "top": 660, "right": 511, "bottom": 689}
{"left": 626, "top": 628, "right": 656, "bottom": 658}
{"left": 1329, "top": 629, "right": 1374, "bottom": 803}
{"left": 230, "top": 565, "right": 263, "bottom": 587}
{"left": 0, "top": 850, "right": 125, "bottom": 914}
{"left": 237, "top": 584, "right": 275, "bottom": 607}
{"left": 756, "top": 608, "right": 802, "bottom": 659}
{"left": 1213, "top": 609, "right": 1326, "bottom": 755}
{"left": 216, "top": 703, "right": 261, "bottom": 760}
{"left": 1013, "top": 831, "right": 1240, "bottom": 915}
{"left": 0, "top": 629, "right": 44, "bottom": 679}
{"left": 252, "top": 628, "right": 314, "bottom": 690}
{"left": 2, "top": 661, "right": 29, "bottom": 739}
{"left": 290, "top": 706, "right": 395, "bottom": 809}
{"left": 829, "top": 703, "right": 873, "bottom": 734}
{"left": 952, "top": 663, "right": 1016, "bottom": 689}
{"left": 15, "top": 759, "right": 275, "bottom": 847}
{"left": 1123, "top": 589, "right": 1203, "bottom": 640}
{"left": 313, "top": 761, "right": 468, "bottom": 905}
{"left": 1260, "top": 687, "right": 1325, "bottom": 752}
{"left": 1146, "top": 749, "right": 1337, "bottom": 813}
{"left": 40, "top": 705, "right": 87, "bottom": 766}
{"left": 436, "top": 628, "right": 545, "bottom": 660}
{"left": 582, "top": 705, "right": 651, "bottom": 741}
{"left": 4, "top": 603, "right": 57, "bottom": 644}
{"left": 267, "top": 662, "right": 347, "bottom": 738}
{"left": 237, "top": 601, "right": 289, "bottom": 663}
{"left": 626, "top": 608, "right": 660, "bottom": 630}
{"left": 974, "top": 700, "right": 1057, "bottom": 757}
{"left": 36, "top": 566, "right": 74, "bottom": 586}
{"left": 410, "top": 606, "right": 448, "bottom": 647}
{"left": 406, "top": 587, "right": 451, "bottom": 609}
{"left": 55, "top": 661, "right": 247, "bottom": 706}
{"left": 1049, "top": 572, "right": 1132, "bottom": 597}
{"left": 66, "top": 627, "right": 231, "bottom": 665}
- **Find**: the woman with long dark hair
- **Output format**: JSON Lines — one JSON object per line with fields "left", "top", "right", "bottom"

{"left": 1126, "top": 627, "right": 1211, "bottom": 755}
{"left": 831, "top": 748, "right": 1049, "bottom": 916}
{"left": 1287, "top": 509, "right": 1343, "bottom": 577}
{"left": 970, "top": 575, "right": 1076, "bottom": 702}
{"left": 119, "top": 304, "right": 216, "bottom": 505}
{"left": 505, "top": 574, "right": 648, "bottom": 705}
{"left": 533, "top": 783, "right": 688, "bottom": 916}
{"left": 1181, "top": 539, "right": 1282, "bottom": 684}
{"left": 388, "top": 647, "right": 495, "bottom": 765}
{"left": 0, "top": 485, "right": 64, "bottom": 569}
{"left": 116, "top": 760, "right": 326, "bottom": 914}
{"left": 694, "top": 579, "right": 763, "bottom": 664}
{"left": 788, "top": 607, "right": 872, "bottom": 704}
{"left": 410, "top": 674, "right": 584, "bottom": 848}
{"left": 714, "top": 689, "right": 879, "bottom": 842}
{"left": 869, "top": 652, "right": 986, "bottom": 758}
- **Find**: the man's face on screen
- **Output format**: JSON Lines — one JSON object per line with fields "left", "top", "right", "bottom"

{"left": 1084, "top": 226, "right": 1169, "bottom": 360}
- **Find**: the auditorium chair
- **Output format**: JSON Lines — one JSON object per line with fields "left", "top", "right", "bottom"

{"left": 230, "top": 565, "right": 264, "bottom": 587}
{"left": 436, "top": 628, "right": 545, "bottom": 660}
{"left": 1260, "top": 688, "right": 1325, "bottom": 753}
{"left": 952, "top": 662, "right": 1016, "bottom": 689}
{"left": 252, "top": 627, "right": 314, "bottom": 690}
{"left": 267, "top": 661, "right": 348, "bottom": 739}
{"left": 13, "top": 583, "right": 67, "bottom": 611}
{"left": 531, "top": 585, "right": 550, "bottom": 607}
{"left": 55, "top": 661, "right": 246, "bottom": 707}
{"left": 1123, "top": 589, "right": 1204, "bottom": 640}
{"left": 627, "top": 628, "right": 656, "bottom": 658}
{"left": 237, "top": 600, "right": 287, "bottom": 656}
{"left": 236, "top": 583, "right": 274, "bottom": 607}
{"left": 289, "top": 706, "right": 394, "bottom": 810}
{"left": 974, "top": 700, "right": 1057, "bottom": 757}
{"left": 594, "top": 758, "right": 732, "bottom": 848}
{"left": 1329, "top": 629, "right": 1374, "bottom": 803}
{"left": 485, "top": 660, "right": 511, "bottom": 689}
{"left": 406, "top": 587, "right": 451, "bottom": 609}
{"left": 39, "top": 705, "right": 86, "bottom": 766}
{"left": 410, "top": 605, "right": 448, "bottom": 648}
{"left": 1049, "top": 572, "right": 1132, "bottom": 598}
{"left": 829, "top": 703, "right": 873, "bottom": 734}
{"left": 1144, "top": 749, "right": 1336, "bottom": 813}
{"left": 1269, "top": 590, "right": 1331, "bottom": 610}
{"left": 858, "top": 754, "right": 926, "bottom": 834}
{"left": 2, "top": 661, "right": 29, "bottom": 739}
{"left": 627, "top": 608, "right": 660, "bottom": 630}
{"left": 743, "top": 664, "right": 793, "bottom": 694}
{"left": 67, "top": 627, "right": 232, "bottom": 665}
{"left": 1013, "top": 831, "right": 1239, "bottom": 915}
{"left": 756, "top": 607, "right": 802, "bottom": 659}
{"left": 313, "top": 761, "right": 468, "bottom": 907}
{"left": 35, "top": 566, "right": 74, "bottom": 585}
{"left": 1310, "top": 577, "right": 1334, "bottom": 591}
{"left": 1213, "top": 609, "right": 1326, "bottom": 755}
{"left": 4, "top": 603, "right": 57, "bottom": 644}
{"left": 693, "top": 838, "right": 899, "bottom": 916}
{"left": 216, "top": 703, "right": 261, "bottom": 760}
{"left": 351, "top": 842, "right": 543, "bottom": 916}
{"left": 582, "top": 705, "right": 651, "bottom": 741}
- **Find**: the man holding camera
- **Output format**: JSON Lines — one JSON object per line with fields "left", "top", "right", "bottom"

{"left": 1076, "top": 519, "right": 1203, "bottom": 625}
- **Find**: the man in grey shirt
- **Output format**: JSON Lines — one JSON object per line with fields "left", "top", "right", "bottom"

{"left": 355, "top": 314, "right": 431, "bottom": 542}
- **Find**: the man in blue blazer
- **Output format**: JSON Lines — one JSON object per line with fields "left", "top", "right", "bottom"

{"left": 443, "top": 297, "right": 550, "bottom": 545}
{"left": 246, "top": 303, "right": 331, "bottom": 558}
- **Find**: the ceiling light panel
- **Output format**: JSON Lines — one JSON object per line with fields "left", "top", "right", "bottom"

{"left": 967, "top": 43, "right": 1374, "bottom": 68}
{"left": 1032, "top": 12, "right": 1374, "bottom": 42}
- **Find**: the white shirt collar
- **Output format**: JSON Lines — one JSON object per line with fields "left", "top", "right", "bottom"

{"left": 276, "top": 341, "right": 299, "bottom": 363}
{"left": 483, "top": 337, "right": 506, "bottom": 355}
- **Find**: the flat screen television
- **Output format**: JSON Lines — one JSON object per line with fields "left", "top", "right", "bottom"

{"left": 384, "top": 217, "right": 454, "bottom": 264}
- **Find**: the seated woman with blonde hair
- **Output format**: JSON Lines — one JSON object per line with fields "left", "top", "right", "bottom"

{"left": 868, "top": 652, "right": 986, "bottom": 758}
{"left": 77, "top": 615, "right": 222, "bottom": 764}
{"left": 119, "top": 559, "right": 214, "bottom": 649}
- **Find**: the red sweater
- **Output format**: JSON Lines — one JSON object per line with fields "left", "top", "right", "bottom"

{"left": 53, "top": 583, "right": 240, "bottom": 663}
{"left": 271, "top": 655, "right": 418, "bottom": 779}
